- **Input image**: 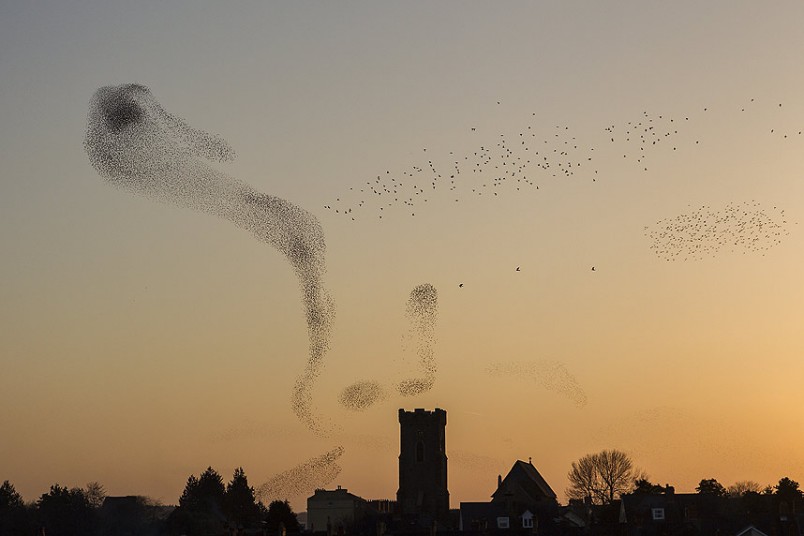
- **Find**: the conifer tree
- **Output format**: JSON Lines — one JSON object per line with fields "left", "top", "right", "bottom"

{"left": 224, "top": 467, "right": 260, "bottom": 528}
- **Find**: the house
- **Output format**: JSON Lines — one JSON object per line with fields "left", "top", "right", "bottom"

{"left": 619, "top": 490, "right": 804, "bottom": 536}
{"left": 459, "top": 459, "right": 558, "bottom": 534}
{"left": 618, "top": 490, "right": 733, "bottom": 535}
{"left": 307, "top": 487, "right": 369, "bottom": 535}
{"left": 459, "top": 502, "right": 509, "bottom": 531}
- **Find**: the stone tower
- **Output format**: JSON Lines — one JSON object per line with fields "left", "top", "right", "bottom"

{"left": 397, "top": 408, "right": 449, "bottom": 524}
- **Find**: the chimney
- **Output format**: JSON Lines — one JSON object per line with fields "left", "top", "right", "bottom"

{"left": 498, "top": 475, "right": 502, "bottom": 489}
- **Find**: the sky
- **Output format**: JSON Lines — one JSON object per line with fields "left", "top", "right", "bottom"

{"left": 3, "top": 1, "right": 804, "bottom": 511}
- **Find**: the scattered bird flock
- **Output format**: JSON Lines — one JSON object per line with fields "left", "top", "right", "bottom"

{"left": 325, "top": 119, "right": 596, "bottom": 220}
{"left": 325, "top": 98, "right": 795, "bottom": 263}
{"left": 486, "top": 360, "right": 588, "bottom": 408}
{"left": 591, "top": 406, "right": 747, "bottom": 462}
{"left": 325, "top": 105, "right": 703, "bottom": 220}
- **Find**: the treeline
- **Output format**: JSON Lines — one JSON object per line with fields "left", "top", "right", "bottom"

{"left": 0, "top": 467, "right": 298, "bottom": 536}
{"left": 566, "top": 449, "right": 804, "bottom": 507}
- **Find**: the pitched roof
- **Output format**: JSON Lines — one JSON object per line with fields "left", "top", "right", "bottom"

{"left": 492, "top": 460, "right": 556, "bottom": 502}
{"left": 735, "top": 525, "right": 770, "bottom": 536}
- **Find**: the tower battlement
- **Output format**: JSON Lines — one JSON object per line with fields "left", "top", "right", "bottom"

{"left": 398, "top": 408, "right": 447, "bottom": 425}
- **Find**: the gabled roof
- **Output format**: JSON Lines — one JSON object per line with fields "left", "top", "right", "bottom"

{"left": 492, "top": 460, "right": 556, "bottom": 502}
{"left": 735, "top": 525, "right": 770, "bottom": 536}
{"left": 560, "top": 507, "right": 587, "bottom": 528}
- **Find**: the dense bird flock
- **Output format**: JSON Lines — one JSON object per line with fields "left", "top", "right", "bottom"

{"left": 646, "top": 201, "right": 790, "bottom": 261}
{"left": 84, "top": 84, "right": 335, "bottom": 437}
{"left": 256, "top": 447, "right": 344, "bottom": 503}
{"left": 339, "top": 283, "right": 439, "bottom": 411}
{"left": 338, "top": 380, "right": 387, "bottom": 411}
{"left": 398, "top": 283, "right": 439, "bottom": 396}
{"left": 84, "top": 85, "right": 447, "bottom": 500}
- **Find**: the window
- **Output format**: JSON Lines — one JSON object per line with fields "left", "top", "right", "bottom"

{"left": 652, "top": 508, "right": 665, "bottom": 521}
{"left": 497, "top": 517, "right": 510, "bottom": 529}
{"left": 416, "top": 440, "right": 425, "bottom": 462}
{"left": 522, "top": 516, "right": 533, "bottom": 529}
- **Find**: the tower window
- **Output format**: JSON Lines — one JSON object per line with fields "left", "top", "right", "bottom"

{"left": 416, "top": 440, "right": 425, "bottom": 462}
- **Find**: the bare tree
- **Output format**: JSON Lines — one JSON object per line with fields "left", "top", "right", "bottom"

{"left": 567, "top": 454, "right": 600, "bottom": 503}
{"left": 566, "top": 449, "right": 637, "bottom": 504}
{"left": 728, "top": 480, "right": 763, "bottom": 497}
{"left": 85, "top": 482, "right": 107, "bottom": 509}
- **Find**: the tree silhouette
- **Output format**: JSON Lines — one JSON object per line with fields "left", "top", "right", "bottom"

{"left": 567, "top": 449, "right": 637, "bottom": 504}
{"left": 167, "top": 467, "right": 227, "bottom": 536}
{"left": 696, "top": 478, "right": 727, "bottom": 496}
{"left": 0, "top": 480, "right": 33, "bottom": 535}
{"left": 632, "top": 479, "right": 670, "bottom": 495}
{"left": 37, "top": 485, "right": 98, "bottom": 536}
{"left": 567, "top": 454, "right": 598, "bottom": 503}
{"left": 177, "top": 467, "right": 226, "bottom": 515}
{"left": 775, "top": 477, "right": 802, "bottom": 500}
{"left": 178, "top": 475, "right": 201, "bottom": 510}
{"left": 85, "top": 481, "right": 107, "bottom": 509}
{"left": 0, "top": 481, "right": 23, "bottom": 510}
{"left": 196, "top": 467, "right": 226, "bottom": 515}
{"left": 265, "top": 500, "right": 300, "bottom": 535}
{"left": 224, "top": 467, "right": 261, "bottom": 528}
{"left": 728, "top": 481, "right": 763, "bottom": 497}
{"left": 774, "top": 477, "right": 803, "bottom": 515}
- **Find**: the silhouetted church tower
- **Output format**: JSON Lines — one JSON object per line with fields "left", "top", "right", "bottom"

{"left": 397, "top": 408, "right": 449, "bottom": 524}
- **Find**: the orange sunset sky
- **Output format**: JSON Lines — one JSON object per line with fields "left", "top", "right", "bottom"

{"left": 3, "top": 1, "right": 804, "bottom": 512}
